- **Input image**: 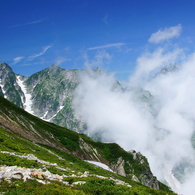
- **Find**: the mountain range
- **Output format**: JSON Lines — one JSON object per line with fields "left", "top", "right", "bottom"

{"left": 0, "top": 63, "right": 152, "bottom": 135}
{"left": 0, "top": 62, "right": 87, "bottom": 131}
{"left": 0, "top": 62, "right": 177, "bottom": 194}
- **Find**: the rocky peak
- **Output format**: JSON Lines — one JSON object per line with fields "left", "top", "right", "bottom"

{"left": 110, "top": 157, "right": 126, "bottom": 177}
{"left": 46, "top": 64, "right": 61, "bottom": 72}
{"left": 0, "top": 62, "right": 15, "bottom": 83}
{"left": 0, "top": 62, "right": 24, "bottom": 108}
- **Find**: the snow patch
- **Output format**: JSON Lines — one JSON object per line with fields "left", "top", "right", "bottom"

{"left": 41, "top": 111, "right": 48, "bottom": 120}
{"left": 44, "top": 105, "right": 65, "bottom": 122}
{"left": 0, "top": 79, "right": 7, "bottom": 98}
{"left": 16, "top": 75, "right": 34, "bottom": 115}
{"left": 86, "top": 160, "right": 113, "bottom": 172}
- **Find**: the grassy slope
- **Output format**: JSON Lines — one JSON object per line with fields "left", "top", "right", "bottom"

{"left": 0, "top": 127, "right": 175, "bottom": 195}
{"left": 0, "top": 96, "right": 176, "bottom": 194}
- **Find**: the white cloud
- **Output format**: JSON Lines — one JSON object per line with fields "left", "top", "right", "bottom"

{"left": 28, "top": 45, "right": 53, "bottom": 61}
{"left": 129, "top": 47, "right": 183, "bottom": 86}
{"left": 13, "top": 56, "right": 24, "bottom": 64}
{"left": 88, "top": 43, "right": 125, "bottom": 50}
{"left": 149, "top": 24, "right": 182, "bottom": 43}
{"left": 74, "top": 46, "right": 195, "bottom": 195}
{"left": 83, "top": 50, "right": 112, "bottom": 69}
{"left": 54, "top": 56, "right": 70, "bottom": 66}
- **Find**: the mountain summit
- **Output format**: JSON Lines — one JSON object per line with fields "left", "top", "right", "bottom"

{"left": 0, "top": 62, "right": 84, "bottom": 131}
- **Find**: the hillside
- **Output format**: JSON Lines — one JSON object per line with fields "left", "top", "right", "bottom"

{"left": 0, "top": 96, "right": 175, "bottom": 194}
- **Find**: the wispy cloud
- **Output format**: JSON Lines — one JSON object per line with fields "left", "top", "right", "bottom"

{"left": 13, "top": 56, "right": 24, "bottom": 64}
{"left": 28, "top": 45, "right": 53, "bottom": 61}
{"left": 83, "top": 50, "right": 112, "bottom": 69}
{"left": 130, "top": 48, "right": 183, "bottom": 86}
{"left": 11, "top": 19, "right": 44, "bottom": 28}
{"left": 88, "top": 43, "right": 126, "bottom": 51}
{"left": 149, "top": 24, "right": 182, "bottom": 43}
{"left": 54, "top": 56, "right": 71, "bottom": 66}
{"left": 103, "top": 15, "right": 109, "bottom": 25}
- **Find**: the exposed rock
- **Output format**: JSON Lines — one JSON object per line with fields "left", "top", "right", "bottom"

{"left": 0, "top": 166, "right": 63, "bottom": 183}
{"left": 131, "top": 175, "right": 140, "bottom": 183}
{"left": 79, "top": 137, "right": 101, "bottom": 161}
{"left": 71, "top": 181, "right": 86, "bottom": 186}
{"left": 108, "top": 177, "right": 132, "bottom": 187}
{"left": 128, "top": 150, "right": 160, "bottom": 189}
{"left": 128, "top": 150, "right": 144, "bottom": 162}
{"left": 81, "top": 171, "right": 90, "bottom": 177}
{"left": 31, "top": 172, "right": 44, "bottom": 179}
{"left": 110, "top": 157, "right": 126, "bottom": 177}
{"left": 0, "top": 62, "right": 25, "bottom": 108}
{"left": 0, "top": 165, "right": 132, "bottom": 188}
{"left": 129, "top": 150, "right": 137, "bottom": 160}
{"left": 140, "top": 173, "right": 159, "bottom": 190}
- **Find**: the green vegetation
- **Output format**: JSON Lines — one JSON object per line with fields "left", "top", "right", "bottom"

{"left": 0, "top": 179, "right": 86, "bottom": 195}
{"left": 0, "top": 153, "right": 40, "bottom": 168}
{"left": 0, "top": 178, "right": 175, "bottom": 195}
{"left": 77, "top": 178, "right": 173, "bottom": 195}
{"left": 0, "top": 96, "right": 176, "bottom": 194}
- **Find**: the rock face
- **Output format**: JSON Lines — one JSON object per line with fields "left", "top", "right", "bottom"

{"left": 127, "top": 150, "right": 160, "bottom": 190}
{"left": 110, "top": 157, "right": 126, "bottom": 177}
{"left": 0, "top": 166, "right": 63, "bottom": 182}
{"left": 23, "top": 65, "right": 84, "bottom": 132}
{"left": 78, "top": 138, "right": 159, "bottom": 189}
{"left": 140, "top": 172, "right": 159, "bottom": 190}
{"left": 0, "top": 62, "right": 25, "bottom": 108}
{"left": 79, "top": 137, "right": 102, "bottom": 161}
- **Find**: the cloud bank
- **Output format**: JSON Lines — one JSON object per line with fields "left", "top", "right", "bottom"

{"left": 73, "top": 26, "right": 195, "bottom": 195}
{"left": 149, "top": 24, "right": 182, "bottom": 43}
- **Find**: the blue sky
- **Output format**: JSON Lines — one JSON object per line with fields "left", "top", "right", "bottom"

{"left": 1, "top": 0, "right": 195, "bottom": 80}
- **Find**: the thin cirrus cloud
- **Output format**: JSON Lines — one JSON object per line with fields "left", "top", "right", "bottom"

{"left": 28, "top": 45, "right": 53, "bottom": 61}
{"left": 13, "top": 56, "right": 24, "bottom": 64}
{"left": 54, "top": 56, "right": 71, "bottom": 66}
{"left": 11, "top": 19, "right": 44, "bottom": 28}
{"left": 88, "top": 43, "right": 126, "bottom": 51}
{"left": 102, "top": 15, "right": 109, "bottom": 25}
{"left": 148, "top": 24, "right": 182, "bottom": 43}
